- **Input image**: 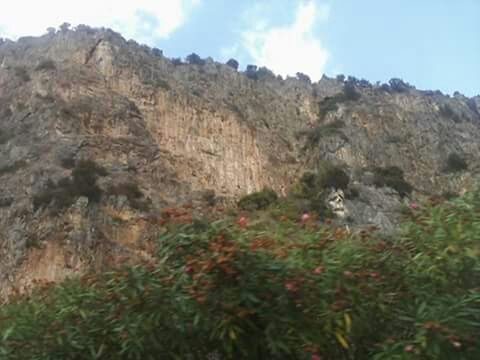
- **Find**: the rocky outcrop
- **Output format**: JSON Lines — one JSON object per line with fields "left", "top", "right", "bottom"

{"left": 1, "top": 26, "right": 479, "bottom": 296}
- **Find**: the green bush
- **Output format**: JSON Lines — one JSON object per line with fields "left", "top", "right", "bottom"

{"left": 2, "top": 189, "right": 480, "bottom": 359}
{"left": 0, "top": 160, "right": 26, "bottom": 176}
{"left": 317, "top": 82, "right": 361, "bottom": 121}
{"left": 298, "top": 162, "right": 350, "bottom": 195}
{"left": 299, "top": 120, "right": 347, "bottom": 149}
{"left": 226, "top": 58, "right": 239, "bottom": 70}
{"left": 343, "top": 82, "right": 361, "bottom": 101}
{"left": 156, "top": 78, "right": 171, "bottom": 90}
{"left": 108, "top": 182, "right": 150, "bottom": 211}
{"left": 372, "top": 166, "right": 413, "bottom": 197}
{"left": 13, "top": 66, "right": 30, "bottom": 82}
{"left": 33, "top": 178, "right": 76, "bottom": 211}
{"left": 318, "top": 96, "right": 341, "bottom": 121}
{"left": 439, "top": 103, "right": 462, "bottom": 123}
{"left": 35, "top": 59, "right": 56, "bottom": 71}
{"left": 186, "top": 53, "right": 206, "bottom": 66}
{"left": 33, "top": 160, "right": 107, "bottom": 212}
{"left": 292, "top": 162, "right": 349, "bottom": 216}
{"left": 0, "top": 129, "right": 12, "bottom": 145}
{"left": 238, "top": 188, "right": 278, "bottom": 210}
{"left": 445, "top": 152, "right": 468, "bottom": 173}
{"left": 71, "top": 160, "right": 107, "bottom": 201}
{"left": 202, "top": 189, "right": 217, "bottom": 206}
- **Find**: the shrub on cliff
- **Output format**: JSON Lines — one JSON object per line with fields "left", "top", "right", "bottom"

{"left": 316, "top": 82, "right": 361, "bottom": 122}
{"left": 291, "top": 161, "right": 349, "bottom": 216}
{"left": 256, "top": 66, "right": 275, "bottom": 80}
{"left": 440, "top": 103, "right": 462, "bottom": 123}
{"left": 296, "top": 72, "right": 311, "bottom": 84}
{"left": 0, "top": 129, "right": 11, "bottom": 144}
{"left": 186, "top": 53, "right": 205, "bottom": 66}
{"left": 238, "top": 188, "right": 278, "bottom": 210}
{"left": 33, "top": 160, "right": 107, "bottom": 212}
{"left": 13, "top": 66, "right": 30, "bottom": 82}
{"left": 299, "top": 120, "right": 347, "bottom": 148}
{"left": 226, "top": 58, "right": 239, "bottom": 70}
{"left": 343, "top": 81, "right": 361, "bottom": 101}
{"left": 298, "top": 162, "right": 350, "bottom": 195}
{"left": 171, "top": 57, "right": 183, "bottom": 66}
{"left": 444, "top": 152, "right": 468, "bottom": 173}
{"left": 372, "top": 166, "right": 413, "bottom": 197}
{"left": 107, "top": 182, "right": 150, "bottom": 211}
{"left": 466, "top": 98, "right": 479, "bottom": 116}
{"left": 35, "top": 59, "right": 56, "bottom": 71}
{"left": 389, "top": 78, "right": 412, "bottom": 93}
{"left": 245, "top": 65, "right": 258, "bottom": 80}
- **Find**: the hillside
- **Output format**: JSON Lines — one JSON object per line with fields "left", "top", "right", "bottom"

{"left": 0, "top": 24, "right": 480, "bottom": 300}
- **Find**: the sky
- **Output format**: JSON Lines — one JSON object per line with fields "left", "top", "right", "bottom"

{"left": 0, "top": 0, "right": 478, "bottom": 96}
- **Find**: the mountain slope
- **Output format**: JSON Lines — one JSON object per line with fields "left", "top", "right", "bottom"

{"left": 0, "top": 25, "right": 479, "bottom": 295}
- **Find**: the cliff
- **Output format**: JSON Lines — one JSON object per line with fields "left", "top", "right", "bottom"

{"left": 1, "top": 26, "right": 479, "bottom": 297}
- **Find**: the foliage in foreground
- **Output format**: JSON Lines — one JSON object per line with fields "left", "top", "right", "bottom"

{"left": 1, "top": 190, "right": 480, "bottom": 359}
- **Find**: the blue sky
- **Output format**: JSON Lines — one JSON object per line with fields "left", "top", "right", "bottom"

{"left": 1, "top": 1, "right": 478, "bottom": 96}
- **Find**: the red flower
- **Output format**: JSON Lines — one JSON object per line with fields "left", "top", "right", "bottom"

{"left": 311, "top": 354, "right": 322, "bottom": 360}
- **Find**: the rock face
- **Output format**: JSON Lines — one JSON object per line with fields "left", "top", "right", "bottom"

{"left": 1, "top": 26, "right": 479, "bottom": 296}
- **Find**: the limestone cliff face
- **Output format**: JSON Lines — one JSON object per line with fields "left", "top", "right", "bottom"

{"left": 0, "top": 26, "right": 479, "bottom": 296}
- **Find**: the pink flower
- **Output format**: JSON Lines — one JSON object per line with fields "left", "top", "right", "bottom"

{"left": 311, "top": 355, "right": 322, "bottom": 360}
{"left": 452, "top": 341, "right": 462, "bottom": 349}
{"left": 301, "top": 213, "right": 311, "bottom": 223}
{"left": 404, "top": 345, "right": 415, "bottom": 353}
{"left": 237, "top": 216, "right": 248, "bottom": 228}
{"left": 285, "top": 281, "right": 299, "bottom": 292}
{"left": 409, "top": 203, "right": 420, "bottom": 210}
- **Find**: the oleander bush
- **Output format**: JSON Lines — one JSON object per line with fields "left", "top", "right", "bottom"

{"left": 1, "top": 187, "right": 480, "bottom": 359}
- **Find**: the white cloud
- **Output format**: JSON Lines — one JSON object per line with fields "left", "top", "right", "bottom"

{"left": 239, "top": 1, "right": 330, "bottom": 81}
{"left": 0, "top": 0, "right": 201, "bottom": 43}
